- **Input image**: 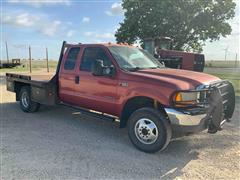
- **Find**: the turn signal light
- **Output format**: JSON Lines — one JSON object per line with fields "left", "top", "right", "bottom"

{"left": 175, "top": 93, "right": 182, "bottom": 101}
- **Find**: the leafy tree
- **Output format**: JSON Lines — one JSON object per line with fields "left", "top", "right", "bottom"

{"left": 115, "top": 0, "right": 236, "bottom": 52}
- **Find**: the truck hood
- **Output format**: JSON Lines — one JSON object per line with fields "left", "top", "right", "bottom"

{"left": 132, "top": 68, "right": 220, "bottom": 90}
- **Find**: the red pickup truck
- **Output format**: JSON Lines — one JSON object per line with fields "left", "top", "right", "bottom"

{"left": 6, "top": 41, "right": 235, "bottom": 153}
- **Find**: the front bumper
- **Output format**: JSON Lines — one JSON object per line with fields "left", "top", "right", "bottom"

{"left": 165, "top": 108, "right": 209, "bottom": 133}
{"left": 165, "top": 80, "right": 235, "bottom": 133}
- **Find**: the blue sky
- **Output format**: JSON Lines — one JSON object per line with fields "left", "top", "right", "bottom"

{"left": 1, "top": 0, "right": 239, "bottom": 61}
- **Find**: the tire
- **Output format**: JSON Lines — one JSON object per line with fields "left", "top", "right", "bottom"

{"left": 19, "top": 86, "right": 40, "bottom": 113}
{"left": 127, "top": 107, "right": 172, "bottom": 153}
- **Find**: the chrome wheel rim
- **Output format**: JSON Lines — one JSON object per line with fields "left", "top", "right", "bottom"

{"left": 134, "top": 118, "right": 158, "bottom": 144}
{"left": 21, "top": 91, "right": 29, "bottom": 108}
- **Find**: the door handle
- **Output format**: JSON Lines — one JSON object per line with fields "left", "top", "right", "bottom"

{"left": 75, "top": 76, "right": 80, "bottom": 84}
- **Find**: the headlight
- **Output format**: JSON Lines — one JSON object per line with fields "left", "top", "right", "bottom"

{"left": 175, "top": 92, "right": 200, "bottom": 102}
{"left": 173, "top": 91, "right": 203, "bottom": 107}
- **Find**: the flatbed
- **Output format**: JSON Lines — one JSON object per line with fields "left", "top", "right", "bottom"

{"left": 6, "top": 72, "right": 57, "bottom": 105}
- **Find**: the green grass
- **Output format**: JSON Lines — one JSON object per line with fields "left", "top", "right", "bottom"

{"left": 0, "top": 60, "right": 58, "bottom": 73}
{"left": 205, "top": 60, "right": 240, "bottom": 68}
{"left": 204, "top": 69, "right": 240, "bottom": 96}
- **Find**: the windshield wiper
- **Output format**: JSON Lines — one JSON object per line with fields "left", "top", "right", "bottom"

{"left": 127, "top": 67, "right": 160, "bottom": 71}
{"left": 126, "top": 66, "right": 161, "bottom": 72}
{"left": 126, "top": 67, "right": 143, "bottom": 72}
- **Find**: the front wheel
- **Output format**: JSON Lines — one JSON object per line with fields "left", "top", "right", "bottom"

{"left": 19, "top": 86, "right": 40, "bottom": 113}
{"left": 128, "top": 107, "right": 172, "bottom": 153}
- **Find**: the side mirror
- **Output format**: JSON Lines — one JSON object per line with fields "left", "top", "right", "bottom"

{"left": 104, "top": 65, "right": 116, "bottom": 77}
{"left": 92, "top": 59, "right": 104, "bottom": 76}
{"left": 92, "top": 59, "right": 116, "bottom": 77}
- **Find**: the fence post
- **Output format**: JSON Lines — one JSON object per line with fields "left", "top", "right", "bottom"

{"left": 46, "top": 47, "right": 49, "bottom": 73}
{"left": 29, "top": 46, "right": 32, "bottom": 73}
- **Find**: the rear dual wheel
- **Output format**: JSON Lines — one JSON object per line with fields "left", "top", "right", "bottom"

{"left": 128, "top": 107, "right": 172, "bottom": 153}
{"left": 19, "top": 86, "right": 40, "bottom": 113}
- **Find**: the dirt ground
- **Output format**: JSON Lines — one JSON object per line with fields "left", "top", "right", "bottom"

{"left": 0, "top": 72, "right": 240, "bottom": 179}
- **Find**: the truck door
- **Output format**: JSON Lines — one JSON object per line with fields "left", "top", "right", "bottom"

{"left": 59, "top": 46, "right": 81, "bottom": 104}
{"left": 74, "top": 46, "right": 119, "bottom": 115}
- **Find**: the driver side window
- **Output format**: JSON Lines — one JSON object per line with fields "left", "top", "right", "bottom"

{"left": 80, "top": 47, "right": 112, "bottom": 72}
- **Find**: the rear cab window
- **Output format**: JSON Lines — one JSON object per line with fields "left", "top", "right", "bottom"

{"left": 64, "top": 47, "right": 80, "bottom": 70}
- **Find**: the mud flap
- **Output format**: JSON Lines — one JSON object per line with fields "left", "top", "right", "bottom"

{"left": 206, "top": 88, "right": 224, "bottom": 134}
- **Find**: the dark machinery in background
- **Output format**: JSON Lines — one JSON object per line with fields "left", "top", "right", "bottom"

{"left": 0, "top": 41, "right": 21, "bottom": 69}
{"left": 143, "top": 37, "right": 205, "bottom": 72}
{"left": 0, "top": 59, "right": 21, "bottom": 69}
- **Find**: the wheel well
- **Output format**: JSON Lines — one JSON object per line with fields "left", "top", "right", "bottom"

{"left": 14, "top": 82, "right": 29, "bottom": 101}
{"left": 120, "top": 96, "right": 168, "bottom": 128}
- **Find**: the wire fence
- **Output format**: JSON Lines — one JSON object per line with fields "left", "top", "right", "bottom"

{"left": 0, "top": 42, "right": 52, "bottom": 72}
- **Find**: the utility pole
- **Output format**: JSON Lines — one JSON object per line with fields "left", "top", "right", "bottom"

{"left": 46, "top": 47, "right": 49, "bottom": 73}
{"left": 29, "top": 46, "right": 32, "bottom": 73}
{"left": 223, "top": 46, "right": 229, "bottom": 61}
{"left": 5, "top": 41, "right": 9, "bottom": 63}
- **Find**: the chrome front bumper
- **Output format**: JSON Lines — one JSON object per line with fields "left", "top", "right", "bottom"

{"left": 164, "top": 80, "right": 234, "bottom": 133}
{"left": 165, "top": 108, "right": 207, "bottom": 127}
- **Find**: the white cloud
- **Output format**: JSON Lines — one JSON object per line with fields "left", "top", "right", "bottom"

{"left": 7, "top": 0, "right": 71, "bottom": 7}
{"left": 1, "top": 13, "right": 40, "bottom": 27}
{"left": 84, "top": 31, "right": 114, "bottom": 39}
{"left": 95, "top": 33, "right": 114, "bottom": 39}
{"left": 1, "top": 11, "right": 73, "bottom": 37}
{"left": 82, "top": 17, "right": 90, "bottom": 23}
{"left": 84, "top": 31, "right": 94, "bottom": 36}
{"left": 105, "top": 3, "right": 125, "bottom": 16}
{"left": 40, "top": 20, "right": 61, "bottom": 36}
{"left": 66, "top": 30, "right": 75, "bottom": 37}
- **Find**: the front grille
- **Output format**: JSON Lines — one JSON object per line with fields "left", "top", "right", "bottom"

{"left": 209, "top": 80, "right": 235, "bottom": 119}
{"left": 215, "top": 82, "right": 229, "bottom": 107}
{"left": 194, "top": 80, "right": 235, "bottom": 133}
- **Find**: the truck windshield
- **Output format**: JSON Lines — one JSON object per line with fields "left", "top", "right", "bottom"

{"left": 155, "top": 39, "right": 171, "bottom": 50}
{"left": 108, "top": 46, "right": 164, "bottom": 71}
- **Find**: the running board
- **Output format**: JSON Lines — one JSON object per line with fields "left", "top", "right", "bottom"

{"left": 60, "top": 103, "right": 118, "bottom": 122}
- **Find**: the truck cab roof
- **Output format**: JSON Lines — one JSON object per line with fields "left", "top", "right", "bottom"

{"left": 64, "top": 42, "right": 137, "bottom": 48}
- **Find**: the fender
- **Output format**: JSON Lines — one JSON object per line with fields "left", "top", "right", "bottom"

{"left": 118, "top": 86, "right": 171, "bottom": 116}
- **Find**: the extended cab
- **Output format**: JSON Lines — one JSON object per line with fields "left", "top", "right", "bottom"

{"left": 6, "top": 41, "right": 235, "bottom": 153}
